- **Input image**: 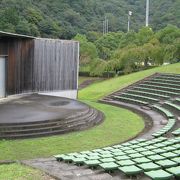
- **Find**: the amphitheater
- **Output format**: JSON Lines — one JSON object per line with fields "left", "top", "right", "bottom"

{"left": 22, "top": 72, "right": 180, "bottom": 180}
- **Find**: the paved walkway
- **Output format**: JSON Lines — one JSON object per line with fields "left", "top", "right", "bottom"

{"left": 22, "top": 158, "right": 150, "bottom": 180}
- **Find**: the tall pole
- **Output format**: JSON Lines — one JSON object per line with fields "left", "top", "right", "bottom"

{"left": 146, "top": 0, "right": 149, "bottom": 27}
{"left": 128, "top": 11, "right": 132, "bottom": 32}
{"left": 103, "top": 16, "right": 108, "bottom": 35}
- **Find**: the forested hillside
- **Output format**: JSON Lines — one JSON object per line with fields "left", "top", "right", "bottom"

{"left": 0, "top": 0, "right": 179, "bottom": 39}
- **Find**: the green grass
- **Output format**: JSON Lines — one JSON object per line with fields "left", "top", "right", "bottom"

{"left": 0, "top": 101, "right": 144, "bottom": 160}
{"left": 0, "top": 163, "right": 46, "bottom": 180}
{"left": 79, "top": 63, "right": 180, "bottom": 101}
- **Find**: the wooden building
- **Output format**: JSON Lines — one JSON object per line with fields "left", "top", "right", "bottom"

{"left": 0, "top": 31, "right": 79, "bottom": 99}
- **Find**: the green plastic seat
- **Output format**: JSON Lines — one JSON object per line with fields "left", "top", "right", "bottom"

{"left": 152, "top": 148, "right": 166, "bottom": 154}
{"left": 103, "top": 147, "right": 114, "bottom": 151}
{"left": 63, "top": 155, "right": 75, "bottom": 162}
{"left": 141, "top": 151, "right": 156, "bottom": 156}
{"left": 162, "top": 146, "right": 176, "bottom": 152}
{"left": 173, "top": 149, "right": 180, "bottom": 154}
{"left": 81, "top": 151, "right": 92, "bottom": 154}
{"left": 118, "top": 165, "right": 143, "bottom": 175}
{"left": 100, "top": 158, "right": 115, "bottom": 163}
{"left": 129, "top": 153, "right": 143, "bottom": 158}
{"left": 138, "top": 162, "right": 161, "bottom": 171}
{"left": 54, "top": 154, "right": 66, "bottom": 161}
{"left": 145, "top": 169, "right": 173, "bottom": 180}
{"left": 125, "top": 149, "right": 137, "bottom": 154}
{"left": 148, "top": 155, "right": 166, "bottom": 161}
{"left": 135, "top": 147, "right": 147, "bottom": 152}
{"left": 133, "top": 157, "right": 152, "bottom": 164}
{"left": 99, "top": 153, "right": 113, "bottom": 158}
{"left": 156, "top": 159, "right": 178, "bottom": 168}
{"left": 166, "top": 166, "right": 180, "bottom": 177}
{"left": 113, "top": 151, "right": 126, "bottom": 156}
{"left": 130, "top": 144, "right": 140, "bottom": 149}
{"left": 75, "top": 154, "right": 88, "bottom": 158}
{"left": 84, "top": 160, "right": 101, "bottom": 167}
{"left": 161, "top": 152, "right": 177, "bottom": 158}
{"left": 117, "top": 159, "right": 135, "bottom": 166}
{"left": 115, "top": 155, "right": 130, "bottom": 160}
{"left": 99, "top": 162, "right": 119, "bottom": 171}
{"left": 87, "top": 155, "right": 100, "bottom": 160}
{"left": 120, "top": 147, "right": 131, "bottom": 151}
{"left": 72, "top": 157, "right": 87, "bottom": 164}
{"left": 171, "top": 157, "right": 180, "bottom": 164}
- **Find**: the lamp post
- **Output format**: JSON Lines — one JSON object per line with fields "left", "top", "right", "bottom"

{"left": 128, "top": 11, "right": 132, "bottom": 32}
{"left": 146, "top": 0, "right": 150, "bottom": 27}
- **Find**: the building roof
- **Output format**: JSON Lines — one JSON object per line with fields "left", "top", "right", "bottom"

{"left": 0, "top": 31, "right": 35, "bottom": 39}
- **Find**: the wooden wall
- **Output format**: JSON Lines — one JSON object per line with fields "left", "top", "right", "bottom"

{"left": 0, "top": 37, "right": 79, "bottom": 95}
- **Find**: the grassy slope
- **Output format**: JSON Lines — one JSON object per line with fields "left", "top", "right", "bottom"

{"left": 79, "top": 63, "right": 180, "bottom": 101}
{"left": 0, "top": 163, "right": 46, "bottom": 180}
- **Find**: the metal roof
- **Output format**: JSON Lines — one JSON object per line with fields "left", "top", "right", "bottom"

{"left": 0, "top": 31, "right": 35, "bottom": 39}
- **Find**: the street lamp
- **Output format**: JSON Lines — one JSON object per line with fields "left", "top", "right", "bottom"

{"left": 146, "top": 0, "right": 150, "bottom": 27}
{"left": 128, "top": 11, "right": 132, "bottom": 32}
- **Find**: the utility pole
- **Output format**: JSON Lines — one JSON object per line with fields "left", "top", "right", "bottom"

{"left": 128, "top": 11, "right": 132, "bottom": 32}
{"left": 103, "top": 16, "right": 109, "bottom": 35}
{"left": 146, "top": 0, "right": 149, "bottom": 27}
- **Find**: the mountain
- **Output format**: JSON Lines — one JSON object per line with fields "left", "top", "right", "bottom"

{"left": 0, "top": 0, "right": 179, "bottom": 39}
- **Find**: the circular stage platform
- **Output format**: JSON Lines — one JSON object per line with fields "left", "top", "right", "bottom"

{"left": 0, "top": 94, "right": 103, "bottom": 139}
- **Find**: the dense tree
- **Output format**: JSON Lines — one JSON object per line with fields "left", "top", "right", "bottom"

{"left": 0, "top": 0, "right": 179, "bottom": 39}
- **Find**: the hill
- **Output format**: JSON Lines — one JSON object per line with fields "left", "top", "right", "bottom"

{"left": 0, "top": 0, "right": 179, "bottom": 39}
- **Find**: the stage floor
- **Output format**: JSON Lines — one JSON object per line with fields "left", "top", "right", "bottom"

{"left": 0, "top": 94, "right": 88, "bottom": 124}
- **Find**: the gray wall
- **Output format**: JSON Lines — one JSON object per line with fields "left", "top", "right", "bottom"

{"left": 33, "top": 38, "right": 79, "bottom": 92}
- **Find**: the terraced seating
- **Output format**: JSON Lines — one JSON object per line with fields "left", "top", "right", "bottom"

{"left": 133, "top": 86, "right": 179, "bottom": 96}
{"left": 149, "top": 78, "right": 180, "bottom": 84}
{"left": 127, "top": 89, "right": 169, "bottom": 99}
{"left": 152, "top": 118, "right": 176, "bottom": 137}
{"left": 172, "top": 128, "right": 180, "bottom": 136}
{"left": 164, "top": 102, "right": 180, "bottom": 111}
{"left": 139, "top": 83, "right": 180, "bottom": 93}
{"left": 120, "top": 93, "right": 158, "bottom": 103}
{"left": 112, "top": 96, "right": 148, "bottom": 106}
{"left": 143, "top": 80, "right": 180, "bottom": 88}
{"left": 152, "top": 105, "right": 174, "bottom": 118}
{"left": 55, "top": 137, "right": 180, "bottom": 179}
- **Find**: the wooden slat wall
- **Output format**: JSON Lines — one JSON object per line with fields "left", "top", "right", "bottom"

{"left": 0, "top": 37, "right": 79, "bottom": 95}
{"left": 33, "top": 38, "right": 79, "bottom": 92}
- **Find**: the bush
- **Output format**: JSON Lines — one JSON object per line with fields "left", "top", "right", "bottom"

{"left": 102, "top": 71, "right": 116, "bottom": 78}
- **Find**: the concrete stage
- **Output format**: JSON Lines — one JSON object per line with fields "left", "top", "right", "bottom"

{"left": 0, "top": 94, "right": 103, "bottom": 139}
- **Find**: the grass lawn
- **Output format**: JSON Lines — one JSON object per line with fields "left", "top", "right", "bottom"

{"left": 79, "top": 63, "right": 180, "bottom": 101}
{"left": 0, "top": 163, "right": 47, "bottom": 180}
{"left": 0, "top": 101, "right": 143, "bottom": 160}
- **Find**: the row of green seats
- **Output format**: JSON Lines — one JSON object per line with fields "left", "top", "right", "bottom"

{"left": 133, "top": 86, "right": 179, "bottom": 96}
{"left": 143, "top": 80, "right": 180, "bottom": 88}
{"left": 55, "top": 137, "right": 180, "bottom": 179}
{"left": 139, "top": 83, "right": 180, "bottom": 92}
{"left": 165, "top": 102, "right": 180, "bottom": 111}
{"left": 172, "top": 128, "right": 180, "bottom": 136}
{"left": 152, "top": 118, "right": 176, "bottom": 137}
{"left": 121, "top": 92, "right": 158, "bottom": 102}
{"left": 149, "top": 77, "right": 180, "bottom": 84}
{"left": 154, "top": 76, "right": 180, "bottom": 81}
{"left": 153, "top": 105, "right": 174, "bottom": 118}
{"left": 112, "top": 95, "right": 148, "bottom": 106}
{"left": 127, "top": 89, "right": 169, "bottom": 99}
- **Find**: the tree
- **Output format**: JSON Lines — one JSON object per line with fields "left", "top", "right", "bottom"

{"left": 74, "top": 34, "right": 98, "bottom": 65}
